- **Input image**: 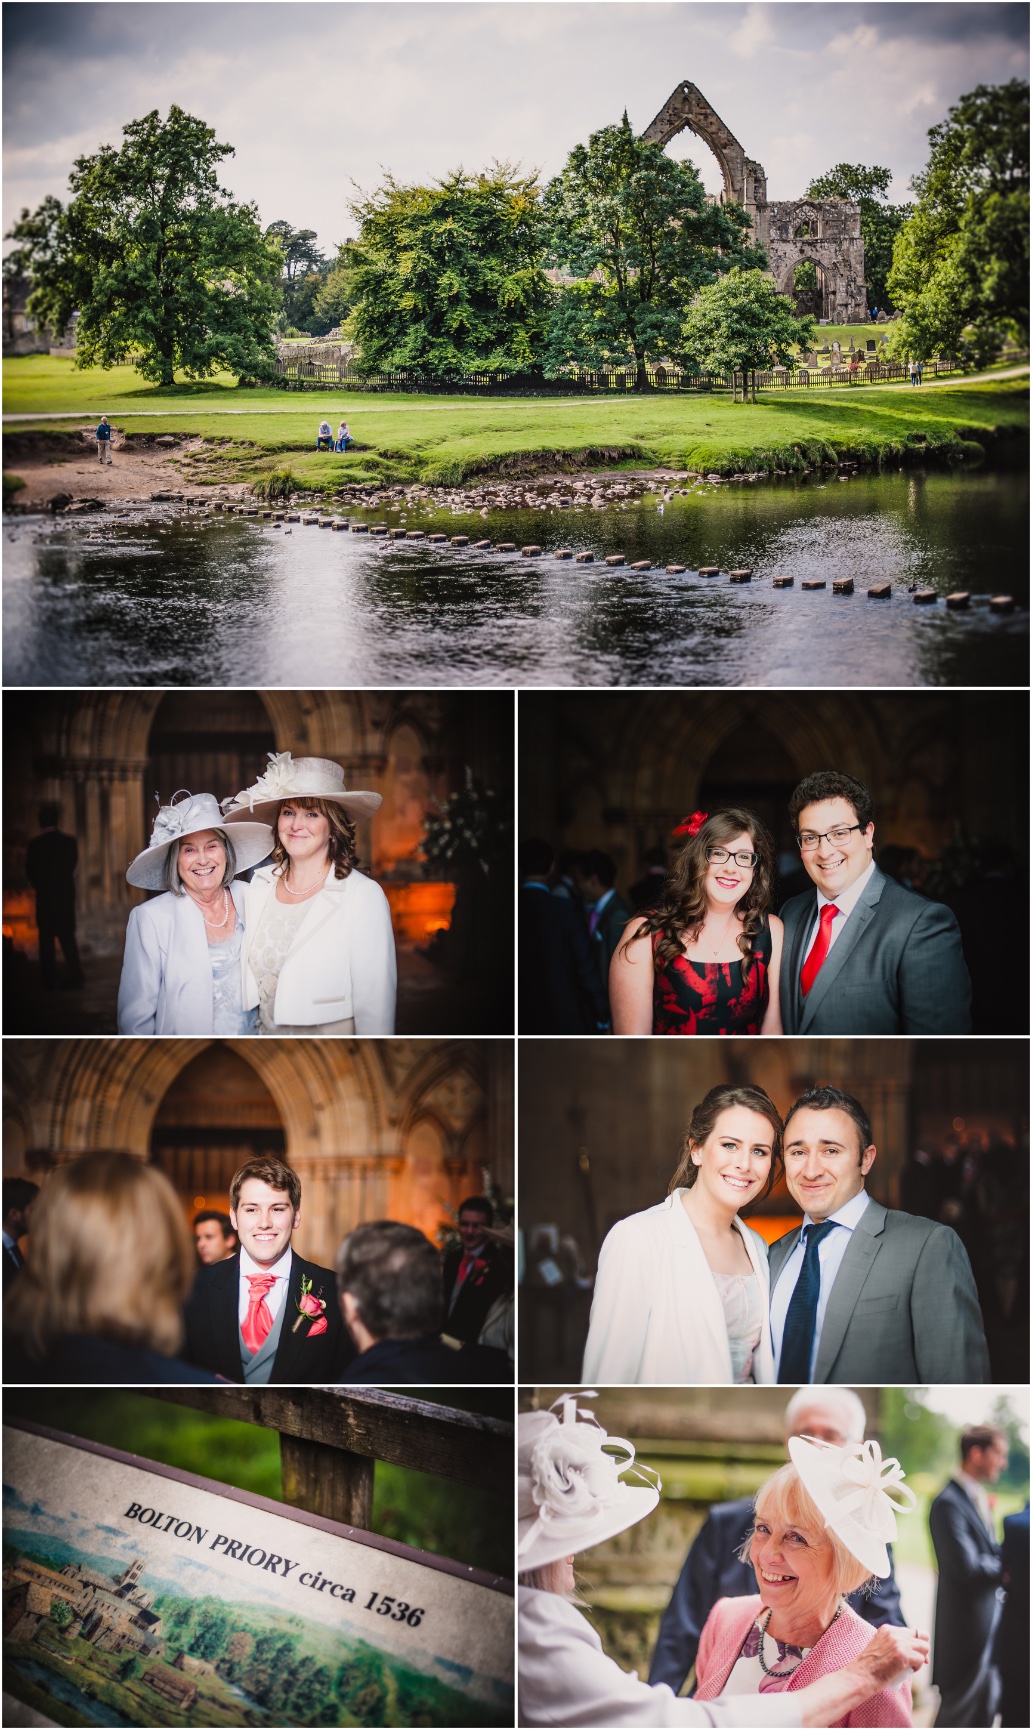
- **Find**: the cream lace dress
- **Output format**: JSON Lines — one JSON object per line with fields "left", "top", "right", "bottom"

{"left": 712, "top": 1270, "right": 764, "bottom": 1384}
{"left": 249, "top": 897, "right": 356, "bottom": 1035}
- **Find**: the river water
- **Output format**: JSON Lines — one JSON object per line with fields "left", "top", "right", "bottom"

{"left": 3, "top": 468, "right": 1026, "bottom": 687}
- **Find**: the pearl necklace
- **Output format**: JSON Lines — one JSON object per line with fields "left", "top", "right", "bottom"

{"left": 281, "top": 868, "right": 327, "bottom": 897}
{"left": 756, "top": 1605, "right": 840, "bottom": 1678}
{"left": 189, "top": 888, "right": 230, "bottom": 929}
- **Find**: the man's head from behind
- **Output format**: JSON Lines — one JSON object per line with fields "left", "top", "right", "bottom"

{"left": 3, "top": 1178, "right": 40, "bottom": 1240}
{"left": 960, "top": 1425, "right": 1008, "bottom": 1483}
{"left": 520, "top": 837, "right": 554, "bottom": 882}
{"left": 789, "top": 770, "right": 875, "bottom": 901}
{"left": 782, "top": 1386, "right": 868, "bottom": 1450}
{"left": 229, "top": 1158, "right": 300, "bottom": 1268}
{"left": 37, "top": 804, "right": 61, "bottom": 831}
{"left": 193, "top": 1209, "right": 237, "bottom": 1265}
{"left": 782, "top": 1086, "right": 876, "bottom": 1221}
{"left": 335, "top": 1221, "right": 442, "bottom": 1352}
{"left": 575, "top": 849, "right": 617, "bottom": 903}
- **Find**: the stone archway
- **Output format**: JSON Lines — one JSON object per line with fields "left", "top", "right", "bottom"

{"left": 642, "top": 82, "right": 768, "bottom": 214}
{"left": 145, "top": 692, "right": 278, "bottom": 839}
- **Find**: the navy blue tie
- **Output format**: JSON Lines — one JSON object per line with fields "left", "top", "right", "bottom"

{"left": 777, "top": 1221, "right": 836, "bottom": 1384}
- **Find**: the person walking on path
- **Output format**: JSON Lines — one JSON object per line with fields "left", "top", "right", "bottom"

{"left": 95, "top": 415, "right": 113, "bottom": 461}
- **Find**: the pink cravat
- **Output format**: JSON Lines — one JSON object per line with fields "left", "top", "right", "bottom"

{"left": 242, "top": 1272, "right": 276, "bottom": 1354}
{"left": 800, "top": 903, "right": 839, "bottom": 996}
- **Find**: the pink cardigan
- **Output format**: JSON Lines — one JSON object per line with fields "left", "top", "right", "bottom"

{"left": 695, "top": 1596, "right": 912, "bottom": 1728}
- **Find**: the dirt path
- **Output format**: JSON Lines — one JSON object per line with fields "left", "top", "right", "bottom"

{"left": 3, "top": 430, "right": 236, "bottom": 508}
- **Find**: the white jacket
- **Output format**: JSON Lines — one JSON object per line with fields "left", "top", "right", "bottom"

{"left": 117, "top": 881, "right": 248, "bottom": 1035}
{"left": 518, "top": 1588, "right": 801, "bottom": 1728}
{"left": 582, "top": 1190, "right": 774, "bottom": 1385}
{"left": 240, "top": 865, "right": 397, "bottom": 1032}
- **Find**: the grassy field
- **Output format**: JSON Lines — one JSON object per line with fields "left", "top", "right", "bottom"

{"left": 4, "top": 355, "right": 1027, "bottom": 487}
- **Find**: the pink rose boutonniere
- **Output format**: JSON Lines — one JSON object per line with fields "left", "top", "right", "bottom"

{"left": 291, "top": 1273, "right": 329, "bottom": 1336}
{"left": 469, "top": 1257, "right": 489, "bottom": 1289}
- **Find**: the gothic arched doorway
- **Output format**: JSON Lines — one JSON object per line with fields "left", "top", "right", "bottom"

{"left": 149, "top": 1043, "right": 285, "bottom": 1220}
{"left": 146, "top": 691, "right": 276, "bottom": 834}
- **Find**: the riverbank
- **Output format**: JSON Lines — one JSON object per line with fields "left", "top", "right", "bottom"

{"left": 4, "top": 356, "right": 1027, "bottom": 499}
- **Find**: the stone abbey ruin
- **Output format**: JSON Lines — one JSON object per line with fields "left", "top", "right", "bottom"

{"left": 644, "top": 82, "right": 867, "bottom": 323}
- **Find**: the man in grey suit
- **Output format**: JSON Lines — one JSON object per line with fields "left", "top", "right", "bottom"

{"left": 779, "top": 770, "right": 971, "bottom": 1033}
{"left": 929, "top": 1425, "right": 1007, "bottom": 1726}
{"left": 769, "top": 1086, "right": 990, "bottom": 1384}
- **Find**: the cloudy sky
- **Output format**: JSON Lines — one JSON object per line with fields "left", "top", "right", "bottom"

{"left": 4, "top": 2, "right": 1027, "bottom": 252}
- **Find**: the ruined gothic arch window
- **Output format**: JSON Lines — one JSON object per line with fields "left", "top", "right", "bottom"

{"left": 660, "top": 125, "right": 728, "bottom": 200}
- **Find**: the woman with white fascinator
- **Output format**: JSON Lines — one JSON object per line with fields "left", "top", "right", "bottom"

{"left": 518, "top": 1394, "right": 928, "bottom": 1729}
{"left": 222, "top": 753, "right": 397, "bottom": 1034}
{"left": 117, "top": 792, "right": 274, "bottom": 1034}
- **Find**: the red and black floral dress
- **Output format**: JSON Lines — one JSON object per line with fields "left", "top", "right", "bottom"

{"left": 651, "top": 919, "right": 772, "bottom": 1035}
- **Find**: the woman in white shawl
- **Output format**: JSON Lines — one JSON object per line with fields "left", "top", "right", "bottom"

{"left": 583, "top": 1084, "right": 781, "bottom": 1385}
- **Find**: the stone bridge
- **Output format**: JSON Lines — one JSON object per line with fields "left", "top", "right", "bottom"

{"left": 643, "top": 82, "right": 867, "bottom": 323}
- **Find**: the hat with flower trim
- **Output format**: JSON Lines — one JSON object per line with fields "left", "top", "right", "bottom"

{"left": 221, "top": 753, "right": 382, "bottom": 824}
{"left": 518, "top": 1392, "right": 660, "bottom": 1574}
{"left": 787, "top": 1435, "right": 917, "bottom": 1578}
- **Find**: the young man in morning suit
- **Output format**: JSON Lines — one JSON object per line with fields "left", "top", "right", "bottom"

{"left": 779, "top": 770, "right": 972, "bottom": 1033}
{"left": 929, "top": 1425, "right": 1007, "bottom": 1727}
{"left": 183, "top": 1156, "right": 352, "bottom": 1382}
{"left": 768, "top": 1087, "right": 990, "bottom": 1384}
{"left": 441, "top": 1195, "right": 510, "bottom": 1344}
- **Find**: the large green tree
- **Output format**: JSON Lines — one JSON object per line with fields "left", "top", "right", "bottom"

{"left": 804, "top": 162, "right": 913, "bottom": 313}
{"left": 543, "top": 113, "right": 766, "bottom": 388}
{"left": 265, "top": 219, "right": 335, "bottom": 335}
{"left": 334, "top": 166, "right": 553, "bottom": 376}
{"left": 4, "top": 107, "right": 282, "bottom": 384}
{"left": 886, "top": 79, "right": 1029, "bottom": 361}
{"left": 681, "top": 268, "right": 816, "bottom": 395}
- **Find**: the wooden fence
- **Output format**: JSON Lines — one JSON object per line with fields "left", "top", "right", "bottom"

{"left": 151, "top": 1385, "right": 512, "bottom": 1532}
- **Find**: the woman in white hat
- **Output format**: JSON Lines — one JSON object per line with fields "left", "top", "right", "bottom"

{"left": 222, "top": 753, "right": 397, "bottom": 1035}
{"left": 518, "top": 1396, "right": 928, "bottom": 1729}
{"left": 117, "top": 793, "right": 274, "bottom": 1035}
{"left": 694, "top": 1437, "right": 922, "bottom": 1725}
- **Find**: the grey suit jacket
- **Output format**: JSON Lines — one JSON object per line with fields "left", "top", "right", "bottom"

{"left": 769, "top": 1198, "right": 990, "bottom": 1383}
{"left": 779, "top": 867, "right": 972, "bottom": 1033}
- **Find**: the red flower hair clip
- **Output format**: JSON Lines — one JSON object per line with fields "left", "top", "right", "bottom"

{"left": 673, "top": 810, "right": 709, "bottom": 839}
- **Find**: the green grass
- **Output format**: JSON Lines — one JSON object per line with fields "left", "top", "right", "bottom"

{"left": 4, "top": 354, "right": 1027, "bottom": 488}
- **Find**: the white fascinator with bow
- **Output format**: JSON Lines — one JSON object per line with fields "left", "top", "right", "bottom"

{"left": 221, "top": 753, "right": 382, "bottom": 824}
{"left": 518, "top": 1392, "right": 660, "bottom": 1574}
{"left": 788, "top": 1435, "right": 918, "bottom": 1578}
{"left": 126, "top": 791, "right": 274, "bottom": 890}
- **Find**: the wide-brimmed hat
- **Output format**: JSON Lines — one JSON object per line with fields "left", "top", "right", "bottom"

{"left": 127, "top": 792, "right": 274, "bottom": 891}
{"left": 518, "top": 1393, "right": 660, "bottom": 1574}
{"left": 787, "top": 1435, "right": 917, "bottom": 1578}
{"left": 221, "top": 753, "right": 382, "bottom": 824}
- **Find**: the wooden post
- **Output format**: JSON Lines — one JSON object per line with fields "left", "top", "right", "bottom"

{"left": 280, "top": 1433, "right": 375, "bottom": 1529}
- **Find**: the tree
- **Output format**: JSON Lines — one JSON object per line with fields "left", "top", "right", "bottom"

{"left": 681, "top": 268, "right": 815, "bottom": 395}
{"left": 265, "top": 220, "right": 336, "bottom": 335}
{"left": 4, "top": 107, "right": 282, "bottom": 385}
{"left": 543, "top": 113, "right": 767, "bottom": 388}
{"left": 804, "top": 163, "right": 913, "bottom": 312}
{"left": 337, "top": 165, "right": 553, "bottom": 376}
{"left": 886, "top": 80, "right": 1029, "bottom": 361}
{"left": 48, "top": 1598, "right": 73, "bottom": 1629}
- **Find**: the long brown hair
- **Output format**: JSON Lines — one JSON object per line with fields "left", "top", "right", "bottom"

{"left": 627, "top": 808, "right": 775, "bottom": 979}
{"left": 271, "top": 797, "right": 356, "bottom": 881}
{"left": 668, "top": 1084, "right": 784, "bottom": 1203}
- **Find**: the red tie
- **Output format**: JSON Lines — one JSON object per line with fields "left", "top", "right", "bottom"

{"left": 800, "top": 904, "right": 839, "bottom": 996}
{"left": 242, "top": 1273, "right": 276, "bottom": 1354}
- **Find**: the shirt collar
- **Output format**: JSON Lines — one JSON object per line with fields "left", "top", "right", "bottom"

{"left": 801, "top": 1188, "right": 871, "bottom": 1234}
{"left": 1, "top": 1230, "right": 16, "bottom": 1251}
{"left": 522, "top": 880, "right": 551, "bottom": 892}
{"left": 592, "top": 887, "right": 616, "bottom": 916}
{"left": 816, "top": 856, "right": 876, "bottom": 915}
{"left": 238, "top": 1243, "right": 292, "bottom": 1280}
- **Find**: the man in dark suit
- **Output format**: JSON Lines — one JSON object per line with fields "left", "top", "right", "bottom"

{"left": 929, "top": 1425, "right": 1007, "bottom": 1726}
{"left": 520, "top": 839, "right": 605, "bottom": 1032}
{"left": 2, "top": 1178, "right": 39, "bottom": 1294}
{"left": 183, "top": 1156, "right": 352, "bottom": 1382}
{"left": 769, "top": 1087, "right": 990, "bottom": 1383}
{"left": 650, "top": 1388, "right": 905, "bottom": 1693}
{"left": 575, "top": 849, "right": 632, "bottom": 1028}
{"left": 337, "top": 1220, "right": 510, "bottom": 1383}
{"left": 441, "top": 1195, "right": 510, "bottom": 1343}
{"left": 26, "top": 803, "right": 84, "bottom": 990}
{"left": 993, "top": 1500, "right": 1029, "bottom": 1727}
{"left": 779, "top": 770, "right": 971, "bottom": 1033}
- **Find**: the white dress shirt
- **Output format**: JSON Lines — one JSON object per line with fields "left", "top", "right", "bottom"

{"left": 770, "top": 1189, "right": 871, "bottom": 1379}
{"left": 801, "top": 857, "right": 876, "bottom": 962}
{"left": 236, "top": 1244, "right": 292, "bottom": 1326}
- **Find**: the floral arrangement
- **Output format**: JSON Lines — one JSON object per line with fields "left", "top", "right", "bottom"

{"left": 421, "top": 767, "right": 512, "bottom": 878}
{"left": 291, "top": 1273, "right": 328, "bottom": 1336}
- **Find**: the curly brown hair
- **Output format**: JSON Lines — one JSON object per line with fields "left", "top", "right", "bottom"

{"left": 270, "top": 797, "right": 356, "bottom": 881}
{"left": 668, "top": 1084, "right": 785, "bottom": 1203}
{"left": 624, "top": 808, "right": 776, "bottom": 980}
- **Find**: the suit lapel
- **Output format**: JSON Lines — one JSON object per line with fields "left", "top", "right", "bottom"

{"left": 812, "top": 1199, "right": 886, "bottom": 1380}
{"left": 211, "top": 1258, "right": 244, "bottom": 1380}
{"left": 800, "top": 870, "right": 885, "bottom": 1031}
{"left": 271, "top": 1256, "right": 329, "bottom": 1380}
{"left": 769, "top": 1226, "right": 801, "bottom": 1296}
{"left": 784, "top": 897, "right": 814, "bottom": 1031}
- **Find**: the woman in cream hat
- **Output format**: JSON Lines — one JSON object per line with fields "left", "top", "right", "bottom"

{"left": 222, "top": 753, "right": 397, "bottom": 1034}
{"left": 518, "top": 1396, "right": 928, "bottom": 1729}
{"left": 117, "top": 792, "right": 273, "bottom": 1034}
{"left": 694, "top": 1436, "right": 923, "bottom": 1725}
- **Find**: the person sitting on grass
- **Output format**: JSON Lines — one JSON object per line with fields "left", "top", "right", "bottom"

{"left": 316, "top": 419, "right": 333, "bottom": 450}
{"left": 336, "top": 421, "right": 353, "bottom": 452}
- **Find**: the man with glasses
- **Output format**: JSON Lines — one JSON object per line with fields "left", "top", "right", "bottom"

{"left": 778, "top": 770, "right": 971, "bottom": 1033}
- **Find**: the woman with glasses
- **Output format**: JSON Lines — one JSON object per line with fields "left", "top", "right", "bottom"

{"left": 610, "top": 809, "right": 783, "bottom": 1035}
